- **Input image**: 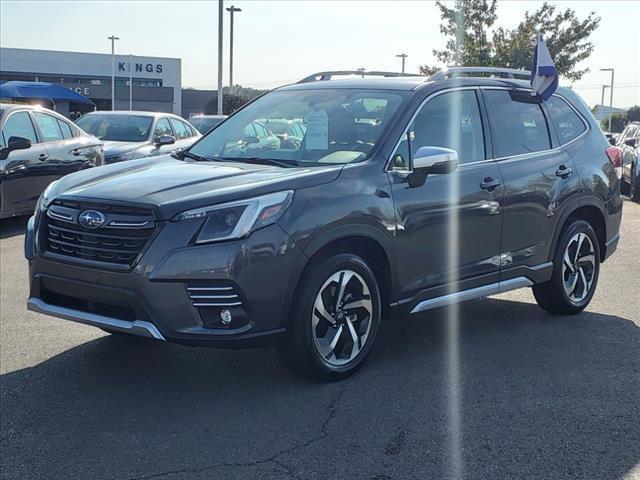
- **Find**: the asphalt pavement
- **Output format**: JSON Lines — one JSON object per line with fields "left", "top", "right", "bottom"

{"left": 1, "top": 201, "right": 639, "bottom": 480}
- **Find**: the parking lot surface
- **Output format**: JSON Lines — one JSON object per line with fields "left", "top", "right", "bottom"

{"left": 1, "top": 201, "right": 639, "bottom": 480}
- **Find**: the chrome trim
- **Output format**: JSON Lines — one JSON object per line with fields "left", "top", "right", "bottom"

{"left": 189, "top": 294, "right": 239, "bottom": 299}
{"left": 192, "top": 302, "right": 243, "bottom": 307}
{"left": 410, "top": 276, "right": 534, "bottom": 314}
{"left": 187, "top": 286, "right": 234, "bottom": 291}
{"left": 27, "top": 298, "right": 166, "bottom": 341}
{"left": 108, "top": 220, "right": 150, "bottom": 228}
{"left": 428, "top": 67, "right": 531, "bottom": 81}
{"left": 47, "top": 209, "right": 74, "bottom": 223}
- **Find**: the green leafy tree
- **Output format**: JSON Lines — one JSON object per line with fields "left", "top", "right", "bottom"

{"left": 627, "top": 105, "right": 640, "bottom": 123}
{"left": 204, "top": 93, "right": 250, "bottom": 115}
{"left": 605, "top": 113, "right": 629, "bottom": 133}
{"left": 421, "top": 1, "right": 600, "bottom": 81}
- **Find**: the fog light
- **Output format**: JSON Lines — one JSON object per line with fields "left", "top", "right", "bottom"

{"left": 220, "top": 309, "right": 232, "bottom": 325}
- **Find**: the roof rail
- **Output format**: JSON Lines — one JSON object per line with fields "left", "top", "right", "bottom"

{"left": 297, "top": 70, "right": 424, "bottom": 84}
{"left": 428, "top": 67, "right": 531, "bottom": 81}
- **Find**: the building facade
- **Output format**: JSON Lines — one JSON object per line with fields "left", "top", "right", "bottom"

{"left": 0, "top": 47, "right": 181, "bottom": 115}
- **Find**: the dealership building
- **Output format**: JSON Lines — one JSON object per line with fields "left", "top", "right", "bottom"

{"left": 0, "top": 47, "right": 184, "bottom": 115}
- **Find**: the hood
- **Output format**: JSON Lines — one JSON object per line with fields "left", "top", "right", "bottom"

{"left": 50, "top": 155, "right": 343, "bottom": 220}
{"left": 102, "top": 141, "right": 146, "bottom": 160}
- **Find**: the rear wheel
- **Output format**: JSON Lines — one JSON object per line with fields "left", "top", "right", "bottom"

{"left": 278, "top": 253, "right": 381, "bottom": 381}
{"left": 533, "top": 220, "right": 600, "bottom": 314}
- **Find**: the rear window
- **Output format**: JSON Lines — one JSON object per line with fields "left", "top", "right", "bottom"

{"left": 545, "top": 96, "right": 586, "bottom": 145}
{"left": 484, "top": 90, "right": 551, "bottom": 157}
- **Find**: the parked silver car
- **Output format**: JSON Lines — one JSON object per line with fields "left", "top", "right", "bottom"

{"left": 76, "top": 111, "right": 201, "bottom": 164}
{"left": 617, "top": 121, "right": 639, "bottom": 201}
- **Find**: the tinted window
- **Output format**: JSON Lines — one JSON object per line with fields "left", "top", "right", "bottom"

{"left": 484, "top": 90, "right": 550, "bottom": 157}
{"left": 76, "top": 114, "right": 153, "bottom": 142}
{"left": 169, "top": 118, "right": 190, "bottom": 139}
{"left": 154, "top": 118, "right": 173, "bottom": 139}
{"left": 33, "top": 112, "right": 63, "bottom": 142}
{"left": 57, "top": 119, "right": 74, "bottom": 139}
{"left": 1, "top": 111, "right": 38, "bottom": 147}
{"left": 392, "top": 90, "right": 485, "bottom": 168}
{"left": 545, "top": 96, "right": 586, "bottom": 145}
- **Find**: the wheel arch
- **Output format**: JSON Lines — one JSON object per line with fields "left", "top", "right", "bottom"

{"left": 550, "top": 200, "right": 607, "bottom": 263}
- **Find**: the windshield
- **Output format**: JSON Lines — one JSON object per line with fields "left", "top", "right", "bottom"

{"left": 76, "top": 114, "right": 153, "bottom": 142}
{"left": 189, "top": 89, "right": 406, "bottom": 165}
{"left": 190, "top": 117, "right": 224, "bottom": 134}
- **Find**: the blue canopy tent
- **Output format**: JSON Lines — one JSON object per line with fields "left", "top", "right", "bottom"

{"left": 0, "top": 81, "right": 95, "bottom": 110}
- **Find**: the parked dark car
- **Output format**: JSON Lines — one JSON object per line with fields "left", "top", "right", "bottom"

{"left": 617, "top": 121, "right": 639, "bottom": 201}
{"left": 0, "top": 104, "right": 102, "bottom": 219}
{"left": 26, "top": 68, "right": 622, "bottom": 380}
{"left": 189, "top": 115, "right": 226, "bottom": 134}
{"left": 262, "top": 118, "right": 307, "bottom": 149}
{"left": 75, "top": 111, "right": 201, "bottom": 164}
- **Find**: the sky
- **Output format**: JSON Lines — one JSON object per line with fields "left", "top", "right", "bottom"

{"left": 1, "top": 0, "right": 639, "bottom": 108}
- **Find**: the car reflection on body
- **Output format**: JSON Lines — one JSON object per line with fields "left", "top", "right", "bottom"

{"left": 262, "top": 118, "right": 307, "bottom": 149}
{"left": 76, "top": 111, "right": 201, "bottom": 164}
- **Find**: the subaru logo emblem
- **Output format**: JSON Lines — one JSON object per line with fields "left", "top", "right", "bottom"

{"left": 78, "top": 210, "right": 106, "bottom": 229}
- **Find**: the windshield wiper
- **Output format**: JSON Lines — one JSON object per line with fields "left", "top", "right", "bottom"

{"left": 181, "top": 151, "right": 212, "bottom": 162}
{"left": 219, "top": 157, "right": 301, "bottom": 168}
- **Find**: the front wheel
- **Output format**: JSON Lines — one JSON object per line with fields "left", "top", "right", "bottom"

{"left": 278, "top": 253, "right": 381, "bottom": 381}
{"left": 533, "top": 220, "right": 600, "bottom": 314}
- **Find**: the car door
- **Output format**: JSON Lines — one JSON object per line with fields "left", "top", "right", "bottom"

{"left": 150, "top": 117, "right": 175, "bottom": 157}
{"left": 388, "top": 88, "right": 504, "bottom": 300}
{"left": 0, "top": 110, "right": 49, "bottom": 216}
{"left": 481, "top": 88, "right": 582, "bottom": 278}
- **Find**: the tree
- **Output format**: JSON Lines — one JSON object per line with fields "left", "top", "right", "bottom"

{"left": 204, "top": 93, "right": 249, "bottom": 116}
{"left": 421, "top": 1, "right": 600, "bottom": 81}
{"left": 607, "top": 113, "right": 628, "bottom": 133}
{"left": 627, "top": 106, "right": 640, "bottom": 123}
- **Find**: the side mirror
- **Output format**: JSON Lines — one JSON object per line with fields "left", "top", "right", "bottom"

{"left": 243, "top": 135, "right": 260, "bottom": 145}
{"left": 156, "top": 134, "right": 176, "bottom": 146}
{"left": 624, "top": 138, "right": 637, "bottom": 148}
{"left": 408, "top": 146, "right": 458, "bottom": 188}
{"left": 0, "top": 136, "right": 32, "bottom": 160}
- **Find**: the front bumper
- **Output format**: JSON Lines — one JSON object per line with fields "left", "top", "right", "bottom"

{"left": 26, "top": 213, "right": 303, "bottom": 348}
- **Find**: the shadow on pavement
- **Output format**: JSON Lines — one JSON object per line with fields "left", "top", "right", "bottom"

{"left": 0, "top": 215, "right": 30, "bottom": 240}
{"left": 1, "top": 298, "right": 639, "bottom": 480}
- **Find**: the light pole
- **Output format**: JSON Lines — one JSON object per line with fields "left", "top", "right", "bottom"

{"left": 108, "top": 35, "right": 119, "bottom": 110}
{"left": 226, "top": 5, "right": 242, "bottom": 94}
{"left": 357, "top": 67, "right": 366, "bottom": 78}
{"left": 217, "top": 0, "right": 224, "bottom": 115}
{"left": 600, "top": 68, "right": 615, "bottom": 132}
{"left": 396, "top": 53, "right": 408, "bottom": 73}
{"left": 129, "top": 53, "right": 133, "bottom": 110}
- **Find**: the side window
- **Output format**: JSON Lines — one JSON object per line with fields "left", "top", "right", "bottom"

{"left": 391, "top": 90, "right": 485, "bottom": 169}
{"left": 483, "top": 90, "right": 551, "bottom": 157}
{"left": 57, "top": 119, "right": 74, "bottom": 139}
{"left": 545, "top": 96, "right": 586, "bottom": 145}
{"left": 1, "top": 112, "right": 38, "bottom": 147}
{"left": 169, "top": 119, "right": 190, "bottom": 139}
{"left": 154, "top": 118, "right": 173, "bottom": 140}
{"left": 32, "top": 112, "right": 63, "bottom": 142}
{"left": 244, "top": 122, "right": 257, "bottom": 138}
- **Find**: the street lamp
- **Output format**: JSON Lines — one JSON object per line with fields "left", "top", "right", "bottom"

{"left": 226, "top": 5, "right": 242, "bottom": 94}
{"left": 600, "top": 68, "right": 615, "bottom": 132}
{"left": 108, "top": 35, "right": 120, "bottom": 111}
{"left": 129, "top": 53, "right": 133, "bottom": 110}
{"left": 396, "top": 53, "right": 408, "bottom": 74}
{"left": 217, "top": 0, "right": 224, "bottom": 115}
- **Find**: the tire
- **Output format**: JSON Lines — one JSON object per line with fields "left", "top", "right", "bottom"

{"left": 277, "top": 253, "right": 382, "bottom": 381}
{"left": 533, "top": 219, "right": 600, "bottom": 315}
{"left": 630, "top": 165, "right": 640, "bottom": 203}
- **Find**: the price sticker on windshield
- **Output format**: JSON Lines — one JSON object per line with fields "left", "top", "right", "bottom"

{"left": 305, "top": 109, "right": 328, "bottom": 150}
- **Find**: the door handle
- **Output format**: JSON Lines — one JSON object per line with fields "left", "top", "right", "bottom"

{"left": 480, "top": 177, "right": 502, "bottom": 191}
{"left": 555, "top": 165, "right": 573, "bottom": 178}
{"left": 38, "top": 154, "right": 49, "bottom": 161}
{"left": 72, "top": 148, "right": 81, "bottom": 156}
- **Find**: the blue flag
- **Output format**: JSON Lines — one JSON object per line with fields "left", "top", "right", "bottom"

{"left": 530, "top": 34, "right": 559, "bottom": 101}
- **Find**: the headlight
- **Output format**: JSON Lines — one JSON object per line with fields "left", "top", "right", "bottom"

{"left": 35, "top": 180, "right": 58, "bottom": 212}
{"left": 174, "top": 190, "right": 294, "bottom": 244}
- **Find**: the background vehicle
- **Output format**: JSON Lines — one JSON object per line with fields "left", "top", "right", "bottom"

{"left": 617, "top": 121, "right": 639, "bottom": 201}
{"left": 223, "top": 119, "right": 280, "bottom": 155}
{"left": 189, "top": 115, "right": 226, "bottom": 134}
{"left": 0, "top": 104, "right": 102, "bottom": 219}
{"left": 262, "top": 118, "right": 307, "bottom": 149}
{"left": 76, "top": 111, "right": 201, "bottom": 164}
{"left": 26, "top": 68, "right": 622, "bottom": 381}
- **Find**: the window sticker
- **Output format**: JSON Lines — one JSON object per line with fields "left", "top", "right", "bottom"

{"left": 305, "top": 108, "right": 328, "bottom": 150}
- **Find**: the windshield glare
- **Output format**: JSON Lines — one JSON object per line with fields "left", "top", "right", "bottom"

{"left": 189, "top": 89, "right": 406, "bottom": 165}
{"left": 190, "top": 117, "right": 224, "bottom": 134}
{"left": 76, "top": 114, "right": 153, "bottom": 142}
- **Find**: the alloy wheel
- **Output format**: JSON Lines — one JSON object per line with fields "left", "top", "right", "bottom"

{"left": 562, "top": 232, "right": 596, "bottom": 303}
{"left": 311, "top": 270, "right": 373, "bottom": 367}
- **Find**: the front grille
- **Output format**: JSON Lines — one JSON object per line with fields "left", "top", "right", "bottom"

{"left": 43, "top": 201, "right": 155, "bottom": 268}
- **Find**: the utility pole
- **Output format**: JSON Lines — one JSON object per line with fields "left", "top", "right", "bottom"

{"left": 129, "top": 53, "right": 133, "bottom": 110}
{"left": 600, "top": 68, "right": 615, "bottom": 132}
{"left": 396, "top": 53, "right": 408, "bottom": 74}
{"left": 357, "top": 67, "right": 366, "bottom": 78}
{"left": 108, "top": 35, "right": 119, "bottom": 110}
{"left": 226, "top": 5, "right": 242, "bottom": 94}
{"left": 217, "top": 0, "right": 224, "bottom": 115}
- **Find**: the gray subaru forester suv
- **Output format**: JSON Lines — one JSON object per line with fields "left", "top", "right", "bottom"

{"left": 25, "top": 68, "right": 623, "bottom": 380}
